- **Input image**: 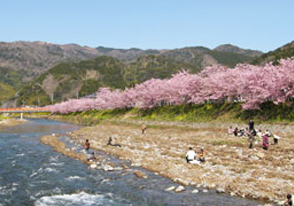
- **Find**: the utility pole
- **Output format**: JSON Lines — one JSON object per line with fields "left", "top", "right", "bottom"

{"left": 51, "top": 94, "right": 54, "bottom": 105}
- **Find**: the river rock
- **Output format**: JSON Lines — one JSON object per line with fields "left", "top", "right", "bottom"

{"left": 89, "top": 164, "right": 97, "bottom": 169}
{"left": 134, "top": 170, "right": 148, "bottom": 178}
{"left": 103, "top": 165, "right": 114, "bottom": 171}
{"left": 216, "top": 187, "right": 225, "bottom": 193}
{"left": 173, "top": 178, "right": 189, "bottom": 186}
{"left": 251, "top": 156, "right": 259, "bottom": 161}
{"left": 131, "top": 163, "right": 142, "bottom": 167}
{"left": 165, "top": 186, "right": 176, "bottom": 191}
{"left": 256, "top": 152, "right": 265, "bottom": 159}
{"left": 122, "top": 164, "right": 129, "bottom": 169}
{"left": 113, "top": 167, "right": 123, "bottom": 171}
{"left": 191, "top": 189, "right": 199, "bottom": 194}
{"left": 203, "top": 189, "right": 208, "bottom": 193}
{"left": 175, "top": 186, "right": 185, "bottom": 193}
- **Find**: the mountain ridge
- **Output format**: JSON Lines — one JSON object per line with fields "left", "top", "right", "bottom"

{"left": 0, "top": 41, "right": 263, "bottom": 106}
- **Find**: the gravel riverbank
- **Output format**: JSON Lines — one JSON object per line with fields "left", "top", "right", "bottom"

{"left": 42, "top": 119, "right": 294, "bottom": 205}
{"left": 0, "top": 118, "right": 26, "bottom": 131}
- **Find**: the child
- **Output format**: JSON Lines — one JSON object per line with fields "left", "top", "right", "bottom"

{"left": 84, "top": 139, "right": 90, "bottom": 150}
{"left": 86, "top": 151, "right": 96, "bottom": 161}
{"left": 198, "top": 148, "right": 205, "bottom": 163}
{"left": 285, "top": 194, "right": 293, "bottom": 206}
{"left": 262, "top": 133, "right": 269, "bottom": 150}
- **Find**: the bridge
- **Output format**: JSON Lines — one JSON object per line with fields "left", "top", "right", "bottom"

{"left": 0, "top": 107, "right": 50, "bottom": 119}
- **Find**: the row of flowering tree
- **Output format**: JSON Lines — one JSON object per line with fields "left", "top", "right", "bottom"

{"left": 49, "top": 58, "right": 294, "bottom": 114}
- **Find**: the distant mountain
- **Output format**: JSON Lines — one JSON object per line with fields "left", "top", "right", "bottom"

{"left": 214, "top": 44, "right": 263, "bottom": 57}
{"left": 0, "top": 41, "right": 263, "bottom": 77}
{"left": 0, "top": 41, "right": 100, "bottom": 77}
{"left": 96, "top": 46, "right": 162, "bottom": 61}
{"left": 162, "top": 46, "right": 261, "bottom": 68}
{"left": 11, "top": 56, "right": 126, "bottom": 106}
{"left": 252, "top": 40, "right": 294, "bottom": 65}
{"left": 0, "top": 67, "right": 23, "bottom": 105}
{"left": 11, "top": 55, "right": 196, "bottom": 106}
{"left": 124, "top": 55, "right": 197, "bottom": 86}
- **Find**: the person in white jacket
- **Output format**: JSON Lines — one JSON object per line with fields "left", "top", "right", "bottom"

{"left": 186, "top": 147, "right": 200, "bottom": 165}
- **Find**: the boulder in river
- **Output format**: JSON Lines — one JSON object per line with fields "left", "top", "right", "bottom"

{"left": 89, "top": 164, "right": 97, "bottom": 169}
{"left": 103, "top": 165, "right": 114, "bottom": 171}
{"left": 191, "top": 189, "right": 199, "bottom": 194}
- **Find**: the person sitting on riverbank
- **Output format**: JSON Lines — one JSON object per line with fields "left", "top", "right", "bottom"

{"left": 86, "top": 151, "right": 96, "bottom": 161}
{"left": 228, "top": 126, "right": 234, "bottom": 135}
{"left": 285, "top": 194, "right": 293, "bottom": 206}
{"left": 238, "top": 128, "right": 245, "bottom": 137}
{"left": 273, "top": 134, "right": 281, "bottom": 145}
{"left": 186, "top": 147, "right": 199, "bottom": 164}
{"left": 233, "top": 127, "right": 239, "bottom": 136}
{"left": 107, "top": 136, "right": 122, "bottom": 147}
{"left": 198, "top": 148, "right": 205, "bottom": 163}
{"left": 84, "top": 139, "right": 90, "bottom": 151}
{"left": 262, "top": 133, "right": 269, "bottom": 150}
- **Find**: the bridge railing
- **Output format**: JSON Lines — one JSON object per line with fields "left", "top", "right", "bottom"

{"left": 0, "top": 107, "right": 51, "bottom": 112}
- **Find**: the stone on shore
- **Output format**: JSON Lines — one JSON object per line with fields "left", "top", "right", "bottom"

{"left": 257, "top": 152, "right": 265, "bottom": 159}
{"left": 175, "top": 185, "right": 185, "bottom": 193}
{"left": 165, "top": 186, "right": 176, "bottom": 191}
{"left": 134, "top": 170, "right": 148, "bottom": 178}
{"left": 216, "top": 187, "right": 225, "bottom": 193}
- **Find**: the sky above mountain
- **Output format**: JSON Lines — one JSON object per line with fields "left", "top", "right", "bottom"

{"left": 1, "top": 0, "right": 293, "bottom": 52}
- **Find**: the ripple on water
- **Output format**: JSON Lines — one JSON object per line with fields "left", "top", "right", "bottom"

{"left": 44, "top": 168, "right": 58, "bottom": 173}
{"left": 66, "top": 176, "right": 85, "bottom": 181}
{"left": 50, "top": 162, "right": 64, "bottom": 166}
{"left": 34, "top": 192, "right": 131, "bottom": 206}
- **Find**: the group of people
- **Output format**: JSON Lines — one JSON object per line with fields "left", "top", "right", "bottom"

{"left": 228, "top": 120, "right": 281, "bottom": 150}
{"left": 84, "top": 137, "right": 122, "bottom": 161}
{"left": 185, "top": 147, "right": 205, "bottom": 165}
{"left": 83, "top": 128, "right": 292, "bottom": 205}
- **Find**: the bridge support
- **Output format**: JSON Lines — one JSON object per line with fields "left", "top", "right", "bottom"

{"left": 20, "top": 112, "right": 23, "bottom": 120}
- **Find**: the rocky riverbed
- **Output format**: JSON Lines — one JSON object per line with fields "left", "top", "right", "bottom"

{"left": 44, "top": 120, "right": 294, "bottom": 205}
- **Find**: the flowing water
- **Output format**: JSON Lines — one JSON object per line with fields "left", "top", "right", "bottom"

{"left": 0, "top": 119, "right": 266, "bottom": 206}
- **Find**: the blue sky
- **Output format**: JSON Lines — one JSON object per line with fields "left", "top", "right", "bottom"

{"left": 0, "top": 0, "right": 293, "bottom": 52}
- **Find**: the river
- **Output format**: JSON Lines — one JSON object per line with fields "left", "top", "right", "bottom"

{"left": 0, "top": 119, "right": 266, "bottom": 206}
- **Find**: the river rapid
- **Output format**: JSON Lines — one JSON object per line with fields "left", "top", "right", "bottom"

{"left": 0, "top": 119, "right": 266, "bottom": 206}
